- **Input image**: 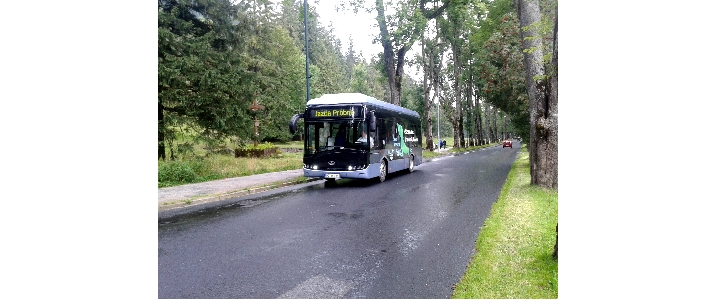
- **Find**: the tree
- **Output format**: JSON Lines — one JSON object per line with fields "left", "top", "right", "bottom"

{"left": 350, "top": 61, "right": 377, "bottom": 96}
{"left": 515, "top": 0, "right": 557, "bottom": 189}
{"left": 247, "top": 24, "right": 306, "bottom": 142}
{"left": 476, "top": 11, "right": 529, "bottom": 142}
{"left": 401, "top": 74, "right": 425, "bottom": 115}
{"left": 300, "top": 2, "right": 353, "bottom": 97}
{"left": 419, "top": 17, "right": 444, "bottom": 150}
{"left": 158, "top": 0, "right": 246, "bottom": 159}
{"left": 339, "top": 0, "right": 451, "bottom": 106}
{"left": 440, "top": 0, "right": 470, "bottom": 148}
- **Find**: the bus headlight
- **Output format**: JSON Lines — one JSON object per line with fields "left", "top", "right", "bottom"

{"left": 347, "top": 166, "right": 354, "bottom": 171}
{"left": 312, "top": 165, "right": 318, "bottom": 170}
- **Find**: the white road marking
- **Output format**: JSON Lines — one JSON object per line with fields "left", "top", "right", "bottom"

{"left": 278, "top": 275, "right": 355, "bottom": 299}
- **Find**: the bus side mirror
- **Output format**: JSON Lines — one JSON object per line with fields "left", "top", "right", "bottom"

{"left": 368, "top": 111, "right": 376, "bottom": 132}
{"left": 289, "top": 113, "right": 303, "bottom": 134}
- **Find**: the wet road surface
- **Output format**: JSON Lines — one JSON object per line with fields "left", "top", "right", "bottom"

{"left": 158, "top": 143, "right": 520, "bottom": 298}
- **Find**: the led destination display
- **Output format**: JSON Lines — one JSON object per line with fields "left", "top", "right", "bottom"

{"left": 308, "top": 106, "right": 360, "bottom": 119}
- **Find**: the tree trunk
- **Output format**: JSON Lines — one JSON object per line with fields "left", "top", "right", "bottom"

{"left": 394, "top": 48, "right": 407, "bottom": 105}
{"left": 516, "top": 0, "right": 557, "bottom": 188}
{"left": 375, "top": 0, "right": 399, "bottom": 104}
{"left": 475, "top": 100, "right": 483, "bottom": 145}
{"left": 484, "top": 102, "right": 493, "bottom": 143}
{"left": 422, "top": 38, "right": 434, "bottom": 151}
{"left": 158, "top": 94, "right": 166, "bottom": 161}
{"left": 466, "top": 72, "right": 474, "bottom": 146}
{"left": 550, "top": 6, "right": 559, "bottom": 258}
{"left": 545, "top": 5, "right": 558, "bottom": 188}
{"left": 374, "top": 0, "right": 450, "bottom": 106}
{"left": 492, "top": 109, "right": 498, "bottom": 142}
{"left": 452, "top": 36, "right": 463, "bottom": 148}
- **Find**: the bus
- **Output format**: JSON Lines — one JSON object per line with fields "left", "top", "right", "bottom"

{"left": 289, "top": 93, "right": 423, "bottom": 183}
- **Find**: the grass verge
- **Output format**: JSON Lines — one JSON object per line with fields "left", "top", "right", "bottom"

{"left": 452, "top": 146, "right": 558, "bottom": 299}
{"left": 158, "top": 151, "right": 303, "bottom": 188}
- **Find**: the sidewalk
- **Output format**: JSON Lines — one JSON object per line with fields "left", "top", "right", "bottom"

{"left": 158, "top": 169, "right": 322, "bottom": 212}
{"left": 158, "top": 146, "right": 454, "bottom": 212}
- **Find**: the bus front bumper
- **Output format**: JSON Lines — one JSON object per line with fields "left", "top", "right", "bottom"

{"left": 303, "top": 166, "right": 379, "bottom": 180}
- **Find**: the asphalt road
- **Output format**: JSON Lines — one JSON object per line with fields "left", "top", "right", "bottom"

{"left": 158, "top": 143, "right": 520, "bottom": 298}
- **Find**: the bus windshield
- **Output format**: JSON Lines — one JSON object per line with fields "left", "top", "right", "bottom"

{"left": 305, "top": 121, "right": 374, "bottom": 154}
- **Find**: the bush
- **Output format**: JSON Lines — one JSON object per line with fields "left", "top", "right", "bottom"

{"left": 234, "top": 142, "right": 281, "bottom": 158}
{"left": 158, "top": 160, "right": 198, "bottom": 187}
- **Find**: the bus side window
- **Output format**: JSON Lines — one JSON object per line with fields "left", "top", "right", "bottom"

{"left": 376, "top": 119, "right": 385, "bottom": 149}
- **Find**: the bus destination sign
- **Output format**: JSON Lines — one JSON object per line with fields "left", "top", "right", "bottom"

{"left": 308, "top": 106, "right": 359, "bottom": 119}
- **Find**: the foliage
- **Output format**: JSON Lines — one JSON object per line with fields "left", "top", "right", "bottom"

{"left": 349, "top": 63, "right": 371, "bottom": 95}
{"left": 521, "top": 0, "right": 557, "bottom": 67}
{"left": 158, "top": 159, "right": 204, "bottom": 187}
{"left": 400, "top": 76, "right": 424, "bottom": 115}
{"left": 159, "top": 0, "right": 253, "bottom": 159}
{"left": 476, "top": 11, "right": 530, "bottom": 141}
{"left": 238, "top": 142, "right": 277, "bottom": 151}
{"left": 158, "top": 0, "right": 316, "bottom": 159}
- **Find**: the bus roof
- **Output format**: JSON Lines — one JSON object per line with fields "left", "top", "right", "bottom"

{"left": 307, "top": 93, "right": 420, "bottom": 118}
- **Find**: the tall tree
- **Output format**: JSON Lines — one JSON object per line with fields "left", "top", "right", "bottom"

{"left": 302, "top": 3, "right": 352, "bottom": 97}
{"left": 515, "top": 0, "right": 557, "bottom": 188}
{"left": 349, "top": 62, "right": 371, "bottom": 94}
{"left": 367, "top": 55, "right": 391, "bottom": 100}
{"left": 419, "top": 17, "right": 444, "bottom": 151}
{"left": 440, "top": 0, "right": 469, "bottom": 148}
{"left": 340, "top": 0, "right": 451, "bottom": 106}
{"left": 476, "top": 11, "right": 529, "bottom": 141}
{"left": 158, "top": 0, "right": 245, "bottom": 159}
{"left": 379, "top": 0, "right": 452, "bottom": 106}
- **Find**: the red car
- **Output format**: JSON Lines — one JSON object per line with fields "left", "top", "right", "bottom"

{"left": 502, "top": 140, "right": 513, "bottom": 148}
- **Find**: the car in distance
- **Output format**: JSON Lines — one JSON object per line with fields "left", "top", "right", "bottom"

{"left": 502, "top": 139, "right": 513, "bottom": 148}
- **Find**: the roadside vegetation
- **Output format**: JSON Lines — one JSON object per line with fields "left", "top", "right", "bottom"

{"left": 157, "top": 137, "right": 503, "bottom": 188}
{"left": 158, "top": 140, "right": 304, "bottom": 188}
{"left": 452, "top": 146, "right": 558, "bottom": 298}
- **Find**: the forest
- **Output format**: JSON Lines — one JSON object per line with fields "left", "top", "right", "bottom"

{"left": 159, "top": 0, "right": 558, "bottom": 188}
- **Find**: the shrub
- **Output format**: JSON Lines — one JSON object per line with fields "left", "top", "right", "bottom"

{"left": 158, "top": 160, "right": 198, "bottom": 187}
{"left": 234, "top": 142, "right": 281, "bottom": 158}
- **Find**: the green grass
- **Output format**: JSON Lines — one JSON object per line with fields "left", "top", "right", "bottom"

{"left": 452, "top": 146, "right": 558, "bottom": 299}
{"left": 158, "top": 149, "right": 303, "bottom": 188}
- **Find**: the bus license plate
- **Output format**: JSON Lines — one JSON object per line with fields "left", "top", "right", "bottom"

{"left": 325, "top": 174, "right": 340, "bottom": 179}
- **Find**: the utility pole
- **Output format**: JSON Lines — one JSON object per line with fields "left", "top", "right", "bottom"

{"left": 303, "top": 0, "right": 311, "bottom": 102}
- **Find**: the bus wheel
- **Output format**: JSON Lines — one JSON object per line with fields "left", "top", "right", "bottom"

{"left": 408, "top": 155, "right": 415, "bottom": 173}
{"left": 378, "top": 159, "right": 387, "bottom": 183}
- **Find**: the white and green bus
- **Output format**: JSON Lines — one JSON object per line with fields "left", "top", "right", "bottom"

{"left": 289, "top": 93, "right": 423, "bottom": 183}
